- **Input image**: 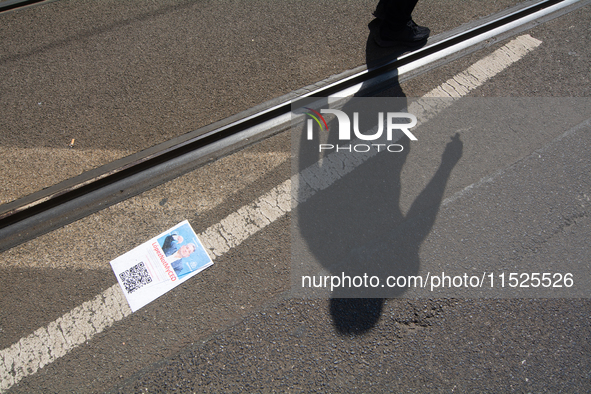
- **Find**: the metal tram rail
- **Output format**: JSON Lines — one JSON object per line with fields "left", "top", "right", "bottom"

{"left": 0, "top": 0, "right": 51, "bottom": 13}
{"left": 0, "top": 0, "right": 586, "bottom": 251}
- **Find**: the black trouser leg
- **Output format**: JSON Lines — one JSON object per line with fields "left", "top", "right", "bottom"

{"left": 374, "top": 0, "right": 419, "bottom": 30}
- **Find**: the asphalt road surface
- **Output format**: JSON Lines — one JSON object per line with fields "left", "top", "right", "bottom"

{"left": 1, "top": 0, "right": 590, "bottom": 393}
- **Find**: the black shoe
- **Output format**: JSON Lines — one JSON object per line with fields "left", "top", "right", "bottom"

{"left": 374, "top": 19, "right": 430, "bottom": 48}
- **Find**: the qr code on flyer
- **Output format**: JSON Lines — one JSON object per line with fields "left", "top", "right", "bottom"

{"left": 119, "top": 262, "right": 152, "bottom": 294}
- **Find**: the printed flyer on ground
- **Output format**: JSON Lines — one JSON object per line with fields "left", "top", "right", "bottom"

{"left": 110, "top": 220, "right": 213, "bottom": 312}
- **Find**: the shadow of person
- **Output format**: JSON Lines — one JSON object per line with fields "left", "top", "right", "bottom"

{"left": 293, "top": 50, "right": 462, "bottom": 333}
{"left": 325, "top": 17, "right": 444, "bottom": 335}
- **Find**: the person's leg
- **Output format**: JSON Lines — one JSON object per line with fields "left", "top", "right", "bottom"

{"left": 372, "top": 0, "right": 429, "bottom": 47}
{"left": 374, "top": 0, "right": 419, "bottom": 28}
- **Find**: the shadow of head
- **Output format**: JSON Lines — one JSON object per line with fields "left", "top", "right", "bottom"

{"left": 329, "top": 298, "right": 385, "bottom": 335}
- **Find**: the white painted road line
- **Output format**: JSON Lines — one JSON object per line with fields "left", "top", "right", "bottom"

{"left": 423, "top": 34, "right": 542, "bottom": 98}
{"left": 0, "top": 34, "right": 542, "bottom": 393}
